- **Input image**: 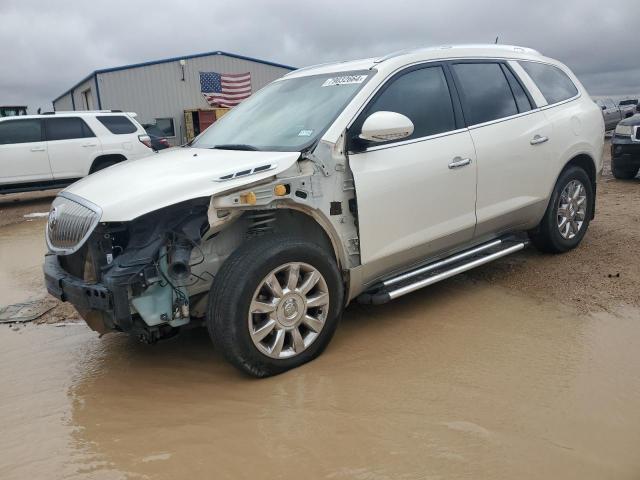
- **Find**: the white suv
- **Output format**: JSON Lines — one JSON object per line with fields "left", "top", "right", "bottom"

{"left": 0, "top": 111, "right": 152, "bottom": 194}
{"left": 43, "top": 45, "right": 604, "bottom": 377}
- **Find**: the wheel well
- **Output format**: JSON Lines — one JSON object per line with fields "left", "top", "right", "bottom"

{"left": 246, "top": 208, "right": 349, "bottom": 305}
{"left": 253, "top": 209, "right": 336, "bottom": 260}
{"left": 90, "top": 154, "right": 127, "bottom": 173}
{"left": 563, "top": 153, "right": 597, "bottom": 219}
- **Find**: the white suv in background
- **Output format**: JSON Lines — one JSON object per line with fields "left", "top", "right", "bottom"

{"left": 0, "top": 111, "right": 152, "bottom": 194}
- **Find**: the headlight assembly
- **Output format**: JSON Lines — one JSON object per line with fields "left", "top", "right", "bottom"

{"left": 615, "top": 124, "right": 633, "bottom": 136}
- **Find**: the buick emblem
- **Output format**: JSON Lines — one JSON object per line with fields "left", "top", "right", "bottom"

{"left": 48, "top": 207, "right": 59, "bottom": 231}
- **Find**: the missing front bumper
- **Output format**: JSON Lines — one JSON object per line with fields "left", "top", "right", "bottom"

{"left": 44, "top": 254, "right": 112, "bottom": 311}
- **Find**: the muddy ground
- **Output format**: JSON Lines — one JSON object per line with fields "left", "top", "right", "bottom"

{"left": 1, "top": 142, "right": 640, "bottom": 479}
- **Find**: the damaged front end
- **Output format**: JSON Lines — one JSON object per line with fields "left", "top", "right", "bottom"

{"left": 44, "top": 192, "right": 211, "bottom": 342}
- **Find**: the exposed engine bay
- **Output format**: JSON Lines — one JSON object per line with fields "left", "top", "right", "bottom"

{"left": 44, "top": 151, "right": 360, "bottom": 343}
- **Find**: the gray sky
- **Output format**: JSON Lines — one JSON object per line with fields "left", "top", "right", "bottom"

{"left": 1, "top": 0, "right": 638, "bottom": 112}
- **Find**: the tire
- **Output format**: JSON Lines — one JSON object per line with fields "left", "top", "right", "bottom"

{"left": 529, "top": 166, "right": 593, "bottom": 254}
{"left": 611, "top": 159, "right": 639, "bottom": 180}
{"left": 207, "top": 234, "right": 344, "bottom": 377}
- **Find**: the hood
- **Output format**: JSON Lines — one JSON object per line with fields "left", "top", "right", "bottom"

{"left": 619, "top": 114, "right": 640, "bottom": 127}
{"left": 65, "top": 148, "right": 300, "bottom": 222}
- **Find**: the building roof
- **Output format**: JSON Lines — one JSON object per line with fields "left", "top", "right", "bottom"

{"left": 52, "top": 50, "right": 296, "bottom": 104}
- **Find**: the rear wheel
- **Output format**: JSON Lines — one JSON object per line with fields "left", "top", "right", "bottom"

{"left": 611, "top": 159, "right": 639, "bottom": 179}
{"left": 207, "top": 235, "right": 344, "bottom": 377}
{"left": 90, "top": 157, "right": 123, "bottom": 174}
{"left": 529, "top": 166, "right": 593, "bottom": 253}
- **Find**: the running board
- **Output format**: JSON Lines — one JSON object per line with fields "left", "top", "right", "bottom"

{"left": 357, "top": 236, "right": 528, "bottom": 305}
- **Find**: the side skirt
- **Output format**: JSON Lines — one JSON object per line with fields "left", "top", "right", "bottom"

{"left": 357, "top": 235, "right": 528, "bottom": 305}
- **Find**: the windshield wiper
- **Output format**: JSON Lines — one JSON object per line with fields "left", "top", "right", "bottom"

{"left": 210, "top": 144, "right": 259, "bottom": 151}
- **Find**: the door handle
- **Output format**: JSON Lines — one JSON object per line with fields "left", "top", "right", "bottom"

{"left": 30, "top": 146, "right": 45, "bottom": 152}
{"left": 448, "top": 157, "right": 472, "bottom": 169}
{"left": 82, "top": 143, "right": 97, "bottom": 147}
{"left": 530, "top": 135, "right": 549, "bottom": 145}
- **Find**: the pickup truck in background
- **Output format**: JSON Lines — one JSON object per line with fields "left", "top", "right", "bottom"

{"left": 619, "top": 99, "right": 639, "bottom": 117}
{"left": 595, "top": 97, "right": 636, "bottom": 131}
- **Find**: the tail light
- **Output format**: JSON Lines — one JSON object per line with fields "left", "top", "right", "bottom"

{"left": 138, "top": 134, "right": 152, "bottom": 148}
{"left": 160, "top": 138, "right": 170, "bottom": 147}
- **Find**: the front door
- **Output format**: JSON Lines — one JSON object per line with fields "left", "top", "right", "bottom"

{"left": 0, "top": 118, "right": 51, "bottom": 184}
{"left": 348, "top": 64, "right": 477, "bottom": 278}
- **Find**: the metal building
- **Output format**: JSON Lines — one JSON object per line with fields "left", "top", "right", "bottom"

{"left": 52, "top": 51, "right": 295, "bottom": 145}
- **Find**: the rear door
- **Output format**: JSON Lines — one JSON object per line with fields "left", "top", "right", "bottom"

{"left": 0, "top": 118, "right": 51, "bottom": 184}
{"left": 349, "top": 64, "right": 477, "bottom": 276}
{"left": 45, "top": 117, "right": 100, "bottom": 179}
{"left": 449, "top": 61, "right": 552, "bottom": 237}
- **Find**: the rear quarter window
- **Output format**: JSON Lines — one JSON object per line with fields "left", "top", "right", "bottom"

{"left": 97, "top": 115, "right": 138, "bottom": 134}
{"left": 519, "top": 61, "right": 579, "bottom": 105}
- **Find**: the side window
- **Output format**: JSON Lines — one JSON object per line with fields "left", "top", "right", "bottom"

{"left": 518, "top": 61, "right": 578, "bottom": 105}
{"left": 45, "top": 117, "right": 95, "bottom": 141}
{"left": 501, "top": 65, "right": 532, "bottom": 112}
{"left": 0, "top": 119, "right": 43, "bottom": 145}
{"left": 359, "top": 66, "right": 456, "bottom": 142}
{"left": 451, "top": 63, "right": 519, "bottom": 125}
{"left": 605, "top": 98, "right": 617, "bottom": 109}
{"left": 97, "top": 115, "right": 138, "bottom": 134}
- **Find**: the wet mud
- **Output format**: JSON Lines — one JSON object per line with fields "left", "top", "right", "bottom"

{"left": 1, "top": 142, "right": 639, "bottom": 478}
{"left": 1, "top": 282, "right": 639, "bottom": 479}
{"left": 0, "top": 218, "right": 48, "bottom": 306}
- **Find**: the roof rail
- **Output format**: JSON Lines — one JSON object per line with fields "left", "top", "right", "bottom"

{"left": 46, "top": 110, "right": 129, "bottom": 114}
{"left": 283, "top": 60, "right": 351, "bottom": 76}
{"left": 373, "top": 44, "right": 542, "bottom": 63}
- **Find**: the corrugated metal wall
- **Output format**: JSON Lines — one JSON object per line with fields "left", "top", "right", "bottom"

{"left": 73, "top": 78, "right": 98, "bottom": 110}
{"left": 53, "top": 93, "right": 73, "bottom": 111}
{"left": 54, "top": 77, "right": 99, "bottom": 112}
{"left": 96, "top": 54, "right": 292, "bottom": 144}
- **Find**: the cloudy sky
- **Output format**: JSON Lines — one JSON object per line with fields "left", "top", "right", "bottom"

{"left": 1, "top": 0, "right": 638, "bottom": 112}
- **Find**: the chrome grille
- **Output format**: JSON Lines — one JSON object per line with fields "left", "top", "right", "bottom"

{"left": 46, "top": 194, "right": 101, "bottom": 254}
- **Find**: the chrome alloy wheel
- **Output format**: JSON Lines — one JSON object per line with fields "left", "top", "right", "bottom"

{"left": 557, "top": 179, "right": 587, "bottom": 240}
{"left": 248, "top": 262, "right": 329, "bottom": 359}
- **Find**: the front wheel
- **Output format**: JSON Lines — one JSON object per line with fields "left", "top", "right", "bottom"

{"left": 207, "top": 235, "right": 344, "bottom": 377}
{"left": 529, "top": 166, "right": 593, "bottom": 253}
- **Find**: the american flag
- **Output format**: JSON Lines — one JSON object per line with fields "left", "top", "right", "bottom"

{"left": 199, "top": 71, "right": 252, "bottom": 108}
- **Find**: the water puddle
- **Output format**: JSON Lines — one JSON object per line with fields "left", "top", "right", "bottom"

{"left": 0, "top": 219, "right": 48, "bottom": 306}
{"left": 1, "top": 281, "right": 639, "bottom": 479}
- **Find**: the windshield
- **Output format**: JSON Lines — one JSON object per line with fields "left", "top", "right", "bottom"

{"left": 191, "top": 70, "right": 372, "bottom": 151}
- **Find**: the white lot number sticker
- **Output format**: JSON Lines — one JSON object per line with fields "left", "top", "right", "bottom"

{"left": 322, "top": 75, "right": 368, "bottom": 87}
{"left": 298, "top": 129, "right": 313, "bottom": 137}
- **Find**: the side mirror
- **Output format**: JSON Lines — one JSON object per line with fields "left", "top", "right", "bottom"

{"left": 359, "top": 111, "right": 414, "bottom": 143}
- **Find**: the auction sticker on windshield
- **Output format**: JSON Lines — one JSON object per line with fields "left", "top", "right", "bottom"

{"left": 322, "top": 75, "right": 368, "bottom": 87}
